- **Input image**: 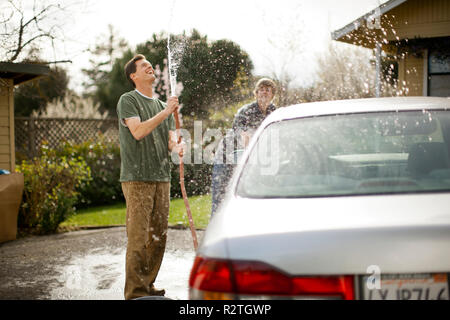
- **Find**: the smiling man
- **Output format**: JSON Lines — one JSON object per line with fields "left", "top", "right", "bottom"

{"left": 117, "top": 54, "right": 183, "bottom": 300}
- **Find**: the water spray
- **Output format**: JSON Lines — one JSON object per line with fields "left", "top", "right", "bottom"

{"left": 167, "top": 6, "right": 198, "bottom": 251}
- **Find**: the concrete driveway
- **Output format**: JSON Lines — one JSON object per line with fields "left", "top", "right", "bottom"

{"left": 0, "top": 227, "right": 203, "bottom": 300}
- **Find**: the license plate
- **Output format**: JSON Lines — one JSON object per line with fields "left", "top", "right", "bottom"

{"left": 361, "top": 273, "right": 449, "bottom": 300}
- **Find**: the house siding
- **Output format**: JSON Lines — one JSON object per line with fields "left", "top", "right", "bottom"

{"left": 0, "top": 79, "right": 13, "bottom": 171}
{"left": 388, "top": 0, "right": 450, "bottom": 40}
{"left": 335, "top": 0, "right": 450, "bottom": 97}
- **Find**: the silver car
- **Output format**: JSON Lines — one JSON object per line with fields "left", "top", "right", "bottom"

{"left": 189, "top": 97, "right": 450, "bottom": 300}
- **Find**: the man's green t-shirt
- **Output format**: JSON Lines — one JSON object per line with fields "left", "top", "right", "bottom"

{"left": 116, "top": 90, "right": 176, "bottom": 182}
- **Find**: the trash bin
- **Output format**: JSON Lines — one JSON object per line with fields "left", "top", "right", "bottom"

{"left": 0, "top": 172, "right": 24, "bottom": 243}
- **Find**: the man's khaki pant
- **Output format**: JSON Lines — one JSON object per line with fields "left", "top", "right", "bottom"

{"left": 121, "top": 181, "right": 170, "bottom": 300}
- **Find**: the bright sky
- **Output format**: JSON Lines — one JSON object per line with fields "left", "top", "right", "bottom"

{"left": 54, "top": 0, "right": 387, "bottom": 92}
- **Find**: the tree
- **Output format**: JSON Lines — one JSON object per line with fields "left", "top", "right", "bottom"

{"left": 2, "top": 0, "right": 81, "bottom": 116}
{"left": 177, "top": 33, "right": 253, "bottom": 117}
{"left": 295, "top": 43, "right": 400, "bottom": 103}
{"left": 82, "top": 24, "right": 129, "bottom": 95}
{"left": 313, "top": 44, "right": 376, "bottom": 100}
{"left": 0, "top": 0, "right": 76, "bottom": 63}
{"left": 95, "top": 30, "right": 254, "bottom": 118}
{"left": 93, "top": 49, "right": 134, "bottom": 116}
{"left": 14, "top": 65, "right": 70, "bottom": 116}
{"left": 258, "top": 3, "right": 306, "bottom": 107}
{"left": 32, "top": 92, "right": 107, "bottom": 119}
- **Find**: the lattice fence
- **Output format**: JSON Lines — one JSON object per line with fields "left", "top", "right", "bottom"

{"left": 15, "top": 117, "right": 119, "bottom": 158}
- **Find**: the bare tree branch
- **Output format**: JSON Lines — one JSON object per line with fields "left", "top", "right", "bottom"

{"left": 44, "top": 60, "right": 73, "bottom": 65}
{"left": 0, "top": 9, "right": 14, "bottom": 25}
{"left": 0, "top": 0, "right": 76, "bottom": 63}
{"left": 257, "top": 3, "right": 306, "bottom": 106}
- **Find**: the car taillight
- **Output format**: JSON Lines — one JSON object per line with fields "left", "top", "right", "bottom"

{"left": 189, "top": 256, "right": 354, "bottom": 300}
{"left": 189, "top": 256, "right": 235, "bottom": 300}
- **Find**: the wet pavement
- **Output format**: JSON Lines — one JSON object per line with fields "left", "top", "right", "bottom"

{"left": 0, "top": 227, "right": 204, "bottom": 300}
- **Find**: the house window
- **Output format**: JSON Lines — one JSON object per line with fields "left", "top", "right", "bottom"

{"left": 428, "top": 50, "right": 450, "bottom": 97}
{"left": 382, "top": 55, "right": 399, "bottom": 86}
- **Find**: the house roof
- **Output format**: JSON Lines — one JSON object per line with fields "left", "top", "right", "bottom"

{"left": 331, "top": 0, "right": 407, "bottom": 42}
{"left": 0, "top": 62, "right": 50, "bottom": 85}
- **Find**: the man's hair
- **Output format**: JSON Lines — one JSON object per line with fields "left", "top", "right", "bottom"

{"left": 253, "top": 78, "right": 277, "bottom": 96}
{"left": 125, "top": 54, "right": 146, "bottom": 88}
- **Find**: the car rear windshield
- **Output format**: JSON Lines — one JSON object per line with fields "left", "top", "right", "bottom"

{"left": 236, "top": 110, "right": 450, "bottom": 198}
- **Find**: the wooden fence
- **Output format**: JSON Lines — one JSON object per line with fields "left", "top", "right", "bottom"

{"left": 15, "top": 117, "right": 119, "bottom": 158}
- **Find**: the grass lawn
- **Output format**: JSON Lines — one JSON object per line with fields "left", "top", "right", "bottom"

{"left": 61, "top": 194, "right": 212, "bottom": 230}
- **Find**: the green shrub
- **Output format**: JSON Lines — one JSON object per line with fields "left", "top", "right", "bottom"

{"left": 48, "top": 137, "right": 123, "bottom": 208}
{"left": 23, "top": 137, "right": 212, "bottom": 215}
{"left": 16, "top": 144, "right": 91, "bottom": 234}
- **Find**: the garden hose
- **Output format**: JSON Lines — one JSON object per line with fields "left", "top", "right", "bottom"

{"left": 174, "top": 108, "right": 198, "bottom": 251}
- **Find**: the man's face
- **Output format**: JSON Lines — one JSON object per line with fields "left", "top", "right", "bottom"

{"left": 131, "top": 59, "right": 156, "bottom": 85}
{"left": 256, "top": 85, "right": 274, "bottom": 104}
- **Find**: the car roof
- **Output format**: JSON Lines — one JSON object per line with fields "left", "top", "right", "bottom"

{"left": 267, "top": 97, "right": 450, "bottom": 124}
